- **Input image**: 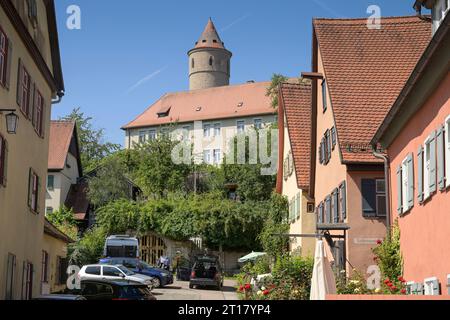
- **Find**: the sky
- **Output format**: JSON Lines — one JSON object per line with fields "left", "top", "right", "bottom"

{"left": 53, "top": 0, "right": 419, "bottom": 146}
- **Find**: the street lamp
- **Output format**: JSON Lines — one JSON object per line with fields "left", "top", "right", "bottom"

{"left": 0, "top": 109, "right": 19, "bottom": 134}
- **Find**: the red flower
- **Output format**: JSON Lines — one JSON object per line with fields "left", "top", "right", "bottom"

{"left": 387, "top": 282, "right": 393, "bottom": 287}
{"left": 398, "top": 276, "right": 406, "bottom": 283}
{"left": 377, "top": 240, "right": 382, "bottom": 245}
{"left": 238, "top": 286, "right": 244, "bottom": 292}
{"left": 401, "top": 289, "right": 407, "bottom": 295}
{"left": 392, "top": 286, "right": 398, "bottom": 291}
{"left": 263, "top": 290, "right": 270, "bottom": 296}
{"left": 244, "top": 284, "right": 252, "bottom": 291}
{"left": 384, "top": 279, "right": 390, "bottom": 284}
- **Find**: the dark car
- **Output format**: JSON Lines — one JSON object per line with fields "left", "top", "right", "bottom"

{"left": 99, "top": 257, "right": 173, "bottom": 288}
{"left": 189, "top": 255, "right": 223, "bottom": 290}
{"left": 78, "top": 279, "right": 156, "bottom": 300}
{"left": 34, "top": 294, "right": 86, "bottom": 301}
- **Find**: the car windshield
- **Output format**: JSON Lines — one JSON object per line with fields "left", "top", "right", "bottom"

{"left": 140, "top": 261, "right": 156, "bottom": 270}
{"left": 120, "top": 286, "right": 150, "bottom": 298}
{"left": 117, "top": 265, "right": 134, "bottom": 275}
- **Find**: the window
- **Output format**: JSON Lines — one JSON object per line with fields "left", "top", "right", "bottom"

{"left": 424, "top": 133, "right": 437, "bottom": 200}
{"left": 103, "top": 266, "right": 123, "bottom": 277}
{"left": 139, "top": 131, "right": 146, "bottom": 143}
{"left": 325, "top": 196, "right": 331, "bottom": 223}
{"left": 149, "top": 129, "right": 157, "bottom": 141}
{"left": 160, "top": 128, "right": 169, "bottom": 138}
{"left": 424, "top": 277, "right": 440, "bottom": 296}
{"left": 0, "top": 134, "right": 7, "bottom": 186}
{"left": 46, "top": 207, "right": 53, "bottom": 215}
{"left": 209, "top": 56, "right": 213, "bottom": 66}
{"left": 56, "top": 257, "right": 68, "bottom": 285}
{"left": 203, "top": 150, "right": 211, "bottom": 164}
{"left": 397, "top": 154, "right": 414, "bottom": 215}
{"left": 237, "top": 120, "right": 245, "bottom": 134}
{"left": 85, "top": 266, "right": 101, "bottom": 275}
{"left": 317, "top": 202, "right": 324, "bottom": 224}
{"left": 41, "top": 251, "right": 49, "bottom": 283}
{"left": 191, "top": 58, "right": 195, "bottom": 69}
{"left": 0, "top": 26, "right": 8, "bottom": 86}
{"left": 432, "top": 0, "right": 450, "bottom": 32}
{"left": 254, "top": 119, "right": 263, "bottom": 130}
{"left": 307, "top": 202, "right": 315, "bottom": 213}
{"left": 339, "top": 182, "right": 347, "bottom": 220}
{"left": 445, "top": 116, "right": 450, "bottom": 188}
{"left": 28, "top": 169, "right": 40, "bottom": 213}
{"left": 213, "top": 149, "right": 221, "bottom": 164}
{"left": 27, "top": 0, "right": 38, "bottom": 26}
{"left": 47, "top": 175, "right": 54, "bottom": 190}
{"left": 362, "top": 179, "right": 386, "bottom": 218}
{"left": 203, "top": 124, "right": 211, "bottom": 138}
{"left": 5, "top": 253, "right": 16, "bottom": 300}
{"left": 18, "top": 61, "right": 31, "bottom": 117}
{"left": 214, "top": 123, "right": 221, "bottom": 136}
{"left": 322, "top": 79, "right": 327, "bottom": 112}
{"left": 22, "top": 262, "right": 33, "bottom": 300}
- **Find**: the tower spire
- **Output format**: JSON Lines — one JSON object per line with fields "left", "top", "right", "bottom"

{"left": 194, "top": 18, "right": 225, "bottom": 49}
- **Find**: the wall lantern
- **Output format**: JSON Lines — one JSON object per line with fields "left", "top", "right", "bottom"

{"left": 0, "top": 109, "right": 19, "bottom": 134}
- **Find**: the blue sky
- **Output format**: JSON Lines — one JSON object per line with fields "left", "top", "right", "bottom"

{"left": 53, "top": 0, "right": 419, "bottom": 146}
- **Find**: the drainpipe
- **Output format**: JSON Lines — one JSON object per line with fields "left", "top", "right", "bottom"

{"left": 51, "top": 90, "right": 65, "bottom": 105}
{"left": 372, "top": 147, "right": 391, "bottom": 236}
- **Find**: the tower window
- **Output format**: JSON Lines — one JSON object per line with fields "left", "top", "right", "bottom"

{"left": 209, "top": 56, "right": 213, "bottom": 66}
{"left": 191, "top": 59, "right": 195, "bottom": 69}
{"left": 213, "top": 40, "right": 217, "bottom": 43}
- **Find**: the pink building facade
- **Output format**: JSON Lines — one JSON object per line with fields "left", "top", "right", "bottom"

{"left": 373, "top": 11, "right": 450, "bottom": 295}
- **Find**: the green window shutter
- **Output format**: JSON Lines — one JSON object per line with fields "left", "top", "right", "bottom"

{"left": 417, "top": 146, "right": 424, "bottom": 203}
{"left": 437, "top": 125, "right": 445, "bottom": 191}
{"left": 429, "top": 131, "right": 437, "bottom": 194}
{"left": 397, "top": 165, "right": 403, "bottom": 215}
{"left": 407, "top": 153, "right": 414, "bottom": 210}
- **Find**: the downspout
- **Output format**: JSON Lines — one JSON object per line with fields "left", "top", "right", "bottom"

{"left": 372, "top": 147, "right": 391, "bottom": 236}
{"left": 51, "top": 90, "right": 65, "bottom": 105}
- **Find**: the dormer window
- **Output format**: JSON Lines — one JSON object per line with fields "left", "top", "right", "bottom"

{"left": 237, "top": 102, "right": 244, "bottom": 108}
{"left": 157, "top": 106, "right": 171, "bottom": 118}
{"left": 196, "top": 107, "right": 202, "bottom": 112}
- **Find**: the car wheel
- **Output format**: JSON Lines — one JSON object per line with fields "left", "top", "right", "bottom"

{"left": 189, "top": 283, "right": 194, "bottom": 289}
{"left": 153, "top": 278, "right": 161, "bottom": 288}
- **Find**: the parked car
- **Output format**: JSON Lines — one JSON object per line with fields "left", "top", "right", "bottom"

{"left": 189, "top": 255, "right": 223, "bottom": 290}
{"left": 33, "top": 294, "right": 86, "bottom": 301}
{"left": 99, "top": 258, "right": 173, "bottom": 288}
{"left": 78, "top": 264, "right": 154, "bottom": 289}
{"left": 79, "top": 279, "right": 156, "bottom": 300}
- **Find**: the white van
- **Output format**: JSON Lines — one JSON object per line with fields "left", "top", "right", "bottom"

{"left": 104, "top": 235, "right": 139, "bottom": 258}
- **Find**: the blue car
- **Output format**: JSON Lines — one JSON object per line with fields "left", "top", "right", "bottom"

{"left": 99, "top": 257, "right": 173, "bottom": 288}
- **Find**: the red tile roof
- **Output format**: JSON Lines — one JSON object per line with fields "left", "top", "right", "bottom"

{"left": 122, "top": 81, "right": 276, "bottom": 129}
{"left": 193, "top": 18, "right": 226, "bottom": 49}
{"left": 314, "top": 16, "right": 432, "bottom": 163}
{"left": 280, "top": 82, "right": 312, "bottom": 190}
{"left": 48, "top": 121, "right": 76, "bottom": 170}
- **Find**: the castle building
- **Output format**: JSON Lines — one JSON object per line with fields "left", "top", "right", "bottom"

{"left": 122, "top": 18, "right": 276, "bottom": 164}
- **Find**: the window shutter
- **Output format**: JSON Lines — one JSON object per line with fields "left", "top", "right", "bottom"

{"left": 16, "top": 59, "right": 23, "bottom": 107}
{"left": 333, "top": 189, "right": 339, "bottom": 223}
{"left": 326, "top": 131, "right": 332, "bottom": 162}
{"left": 325, "top": 196, "right": 331, "bottom": 223}
{"left": 319, "top": 143, "right": 323, "bottom": 164}
{"left": 407, "top": 153, "right": 414, "bottom": 210}
{"left": 296, "top": 193, "right": 301, "bottom": 219}
{"left": 30, "top": 81, "right": 36, "bottom": 125}
{"left": 397, "top": 165, "right": 403, "bottom": 215}
{"left": 340, "top": 182, "right": 347, "bottom": 220}
{"left": 5, "top": 38, "right": 12, "bottom": 90}
{"left": 432, "top": 279, "right": 440, "bottom": 296}
{"left": 429, "top": 131, "right": 437, "bottom": 194}
{"left": 417, "top": 146, "right": 424, "bottom": 203}
{"left": 446, "top": 119, "right": 450, "bottom": 188}
{"left": 318, "top": 203, "right": 323, "bottom": 224}
{"left": 27, "top": 169, "right": 33, "bottom": 208}
{"left": 362, "top": 179, "right": 377, "bottom": 217}
{"left": 437, "top": 125, "right": 445, "bottom": 191}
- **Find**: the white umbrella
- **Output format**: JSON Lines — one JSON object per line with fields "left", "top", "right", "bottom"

{"left": 238, "top": 252, "right": 266, "bottom": 263}
{"left": 310, "top": 240, "right": 337, "bottom": 300}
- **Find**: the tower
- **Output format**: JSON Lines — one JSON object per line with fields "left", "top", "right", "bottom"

{"left": 188, "top": 18, "right": 232, "bottom": 91}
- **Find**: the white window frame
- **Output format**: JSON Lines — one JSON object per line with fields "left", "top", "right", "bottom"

{"left": 148, "top": 129, "right": 157, "bottom": 141}
{"left": 445, "top": 116, "right": 450, "bottom": 188}
{"left": 213, "top": 123, "right": 221, "bottom": 137}
{"left": 181, "top": 125, "right": 191, "bottom": 141}
{"left": 203, "top": 150, "right": 211, "bottom": 164}
{"left": 424, "top": 277, "right": 439, "bottom": 296}
{"left": 237, "top": 120, "right": 245, "bottom": 134}
{"left": 213, "top": 149, "right": 221, "bottom": 164}
{"left": 139, "top": 131, "right": 147, "bottom": 143}
{"left": 424, "top": 136, "right": 432, "bottom": 200}
{"left": 203, "top": 124, "right": 211, "bottom": 138}
{"left": 254, "top": 118, "right": 263, "bottom": 130}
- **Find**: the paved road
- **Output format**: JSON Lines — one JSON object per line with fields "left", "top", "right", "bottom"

{"left": 153, "top": 279, "right": 239, "bottom": 300}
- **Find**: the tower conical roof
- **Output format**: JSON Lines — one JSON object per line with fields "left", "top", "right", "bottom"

{"left": 194, "top": 18, "right": 226, "bottom": 49}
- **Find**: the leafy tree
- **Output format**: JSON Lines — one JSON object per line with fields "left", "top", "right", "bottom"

{"left": 87, "top": 155, "right": 133, "bottom": 207}
{"left": 266, "top": 74, "right": 289, "bottom": 109}
{"left": 61, "top": 108, "right": 121, "bottom": 172}
{"left": 46, "top": 206, "right": 78, "bottom": 240}
{"left": 69, "top": 227, "right": 107, "bottom": 266}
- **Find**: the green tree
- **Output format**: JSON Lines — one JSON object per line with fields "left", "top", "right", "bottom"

{"left": 266, "top": 74, "right": 289, "bottom": 109}
{"left": 61, "top": 108, "right": 121, "bottom": 172}
{"left": 46, "top": 206, "right": 78, "bottom": 240}
{"left": 69, "top": 227, "right": 107, "bottom": 266}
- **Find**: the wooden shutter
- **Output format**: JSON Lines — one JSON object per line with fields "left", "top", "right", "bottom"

{"left": 446, "top": 119, "right": 450, "bottom": 188}
{"left": 407, "top": 153, "right": 414, "bottom": 209}
{"left": 362, "top": 179, "right": 376, "bottom": 217}
{"left": 5, "top": 38, "right": 12, "bottom": 89}
{"left": 432, "top": 279, "right": 440, "bottom": 296}
{"left": 296, "top": 193, "right": 301, "bottom": 219}
{"left": 325, "top": 196, "right": 331, "bottom": 223}
{"left": 16, "top": 58, "right": 23, "bottom": 108}
{"left": 30, "top": 81, "right": 36, "bottom": 126}
{"left": 340, "top": 182, "right": 347, "bottom": 220}
{"left": 397, "top": 165, "right": 402, "bottom": 214}
{"left": 437, "top": 125, "right": 445, "bottom": 191}
{"left": 333, "top": 189, "right": 339, "bottom": 223}
{"left": 429, "top": 131, "right": 437, "bottom": 194}
{"left": 417, "top": 146, "right": 424, "bottom": 203}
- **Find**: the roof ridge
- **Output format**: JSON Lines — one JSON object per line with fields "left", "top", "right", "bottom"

{"left": 313, "top": 15, "right": 421, "bottom": 22}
